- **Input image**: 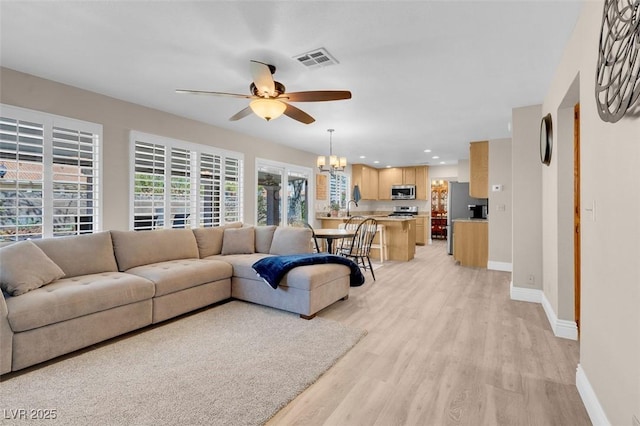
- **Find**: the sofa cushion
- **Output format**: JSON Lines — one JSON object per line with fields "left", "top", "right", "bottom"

{"left": 269, "top": 227, "right": 313, "bottom": 255}
{"left": 0, "top": 241, "right": 66, "bottom": 296}
{"left": 5, "top": 272, "right": 155, "bottom": 332}
{"left": 111, "top": 229, "right": 199, "bottom": 271}
{"left": 125, "top": 258, "right": 232, "bottom": 297}
{"left": 192, "top": 222, "right": 243, "bottom": 258}
{"left": 221, "top": 227, "right": 255, "bottom": 255}
{"left": 255, "top": 225, "right": 277, "bottom": 253}
{"left": 213, "top": 253, "right": 272, "bottom": 280}
{"left": 279, "top": 263, "right": 351, "bottom": 291}
{"left": 33, "top": 231, "right": 118, "bottom": 278}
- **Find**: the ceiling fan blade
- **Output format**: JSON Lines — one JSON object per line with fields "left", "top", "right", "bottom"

{"left": 283, "top": 91, "right": 352, "bottom": 102}
{"left": 283, "top": 104, "right": 315, "bottom": 124}
{"left": 176, "top": 89, "right": 253, "bottom": 99}
{"left": 229, "top": 106, "right": 253, "bottom": 121}
{"left": 250, "top": 60, "right": 276, "bottom": 97}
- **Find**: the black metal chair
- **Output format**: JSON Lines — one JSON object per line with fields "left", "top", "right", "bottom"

{"left": 337, "top": 217, "right": 378, "bottom": 280}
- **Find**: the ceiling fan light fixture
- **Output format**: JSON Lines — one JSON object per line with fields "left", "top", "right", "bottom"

{"left": 249, "top": 98, "right": 286, "bottom": 121}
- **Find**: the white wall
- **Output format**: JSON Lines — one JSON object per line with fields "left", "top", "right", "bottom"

{"left": 0, "top": 68, "right": 319, "bottom": 230}
{"left": 541, "top": 1, "right": 640, "bottom": 424}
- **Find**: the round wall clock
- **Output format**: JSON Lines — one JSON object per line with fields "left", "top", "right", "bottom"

{"left": 540, "top": 113, "right": 553, "bottom": 166}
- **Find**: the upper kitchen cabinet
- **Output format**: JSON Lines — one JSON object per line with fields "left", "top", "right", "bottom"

{"left": 376, "top": 166, "right": 428, "bottom": 200}
{"left": 415, "top": 166, "right": 428, "bottom": 200}
{"left": 351, "top": 164, "right": 379, "bottom": 200}
{"left": 378, "top": 167, "right": 403, "bottom": 200}
{"left": 469, "top": 141, "right": 488, "bottom": 198}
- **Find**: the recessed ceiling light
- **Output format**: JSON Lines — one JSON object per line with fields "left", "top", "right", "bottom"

{"left": 423, "top": 149, "right": 431, "bottom": 153}
{"left": 432, "top": 156, "right": 440, "bottom": 159}
{"left": 359, "top": 155, "right": 366, "bottom": 159}
{"left": 440, "top": 161, "right": 446, "bottom": 164}
{"left": 373, "top": 160, "right": 380, "bottom": 164}
{"left": 386, "top": 165, "right": 391, "bottom": 168}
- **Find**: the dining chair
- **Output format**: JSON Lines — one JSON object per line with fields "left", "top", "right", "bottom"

{"left": 337, "top": 217, "right": 378, "bottom": 280}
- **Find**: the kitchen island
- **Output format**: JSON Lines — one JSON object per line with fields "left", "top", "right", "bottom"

{"left": 319, "top": 216, "right": 416, "bottom": 261}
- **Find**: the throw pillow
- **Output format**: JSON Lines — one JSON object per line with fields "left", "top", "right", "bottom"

{"left": 221, "top": 226, "right": 255, "bottom": 255}
{"left": 193, "top": 222, "right": 244, "bottom": 258}
{"left": 0, "top": 240, "right": 66, "bottom": 296}
{"left": 269, "top": 227, "right": 313, "bottom": 255}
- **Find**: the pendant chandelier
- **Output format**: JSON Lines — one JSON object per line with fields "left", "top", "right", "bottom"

{"left": 317, "top": 129, "right": 346, "bottom": 174}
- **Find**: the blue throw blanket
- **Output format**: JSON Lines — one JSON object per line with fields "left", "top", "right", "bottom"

{"left": 252, "top": 253, "right": 366, "bottom": 289}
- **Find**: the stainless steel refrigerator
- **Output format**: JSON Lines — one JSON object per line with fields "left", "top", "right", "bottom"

{"left": 446, "top": 182, "right": 487, "bottom": 254}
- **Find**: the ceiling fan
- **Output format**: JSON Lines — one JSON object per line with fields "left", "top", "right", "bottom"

{"left": 176, "top": 60, "right": 352, "bottom": 124}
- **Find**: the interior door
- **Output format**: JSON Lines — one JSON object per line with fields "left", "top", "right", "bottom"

{"left": 574, "top": 103, "right": 581, "bottom": 335}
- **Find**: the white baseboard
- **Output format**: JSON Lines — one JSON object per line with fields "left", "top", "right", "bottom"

{"left": 576, "top": 364, "right": 610, "bottom": 426}
{"left": 541, "top": 293, "right": 578, "bottom": 340}
{"left": 488, "top": 261, "right": 512, "bottom": 272}
{"left": 509, "top": 282, "right": 577, "bottom": 340}
{"left": 509, "top": 281, "right": 542, "bottom": 303}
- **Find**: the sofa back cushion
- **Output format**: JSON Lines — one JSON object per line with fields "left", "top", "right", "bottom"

{"left": 0, "top": 241, "right": 66, "bottom": 296}
{"left": 255, "top": 225, "right": 277, "bottom": 254}
{"left": 111, "top": 229, "right": 199, "bottom": 271}
{"left": 33, "top": 231, "right": 118, "bottom": 278}
{"left": 221, "top": 226, "right": 255, "bottom": 255}
{"left": 192, "top": 222, "right": 243, "bottom": 258}
{"left": 269, "top": 227, "right": 313, "bottom": 255}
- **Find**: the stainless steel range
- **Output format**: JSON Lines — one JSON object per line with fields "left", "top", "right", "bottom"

{"left": 388, "top": 206, "right": 418, "bottom": 217}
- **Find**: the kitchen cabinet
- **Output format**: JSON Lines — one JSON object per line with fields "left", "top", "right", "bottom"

{"left": 453, "top": 220, "right": 488, "bottom": 268}
{"left": 469, "top": 141, "right": 488, "bottom": 198}
{"left": 402, "top": 167, "right": 416, "bottom": 185}
{"left": 378, "top": 167, "right": 403, "bottom": 200}
{"left": 351, "top": 164, "right": 379, "bottom": 200}
{"left": 415, "top": 215, "right": 428, "bottom": 245}
{"left": 415, "top": 166, "right": 428, "bottom": 200}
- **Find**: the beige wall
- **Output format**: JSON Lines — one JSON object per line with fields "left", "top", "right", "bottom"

{"left": 0, "top": 68, "right": 319, "bottom": 230}
{"left": 542, "top": 1, "right": 640, "bottom": 424}
{"left": 488, "top": 138, "right": 512, "bottom": 268}
{"left": 511, "top": 104, "right": 543, "bottom": 290}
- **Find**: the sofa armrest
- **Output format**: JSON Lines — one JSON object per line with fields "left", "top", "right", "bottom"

{"left": 0, "top": 291, "right": 13, "bottom": 374}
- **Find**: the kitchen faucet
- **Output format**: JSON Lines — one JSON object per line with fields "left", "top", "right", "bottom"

{"left": 346, "top": 199, "right": 358, "bottom": 217}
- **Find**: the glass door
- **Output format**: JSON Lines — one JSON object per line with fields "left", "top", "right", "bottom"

{"left": 256, "top": 159, "right": 311, "bottom": 226}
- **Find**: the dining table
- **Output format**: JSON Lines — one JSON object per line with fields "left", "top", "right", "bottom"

{"left": 313, "top": 228, "right": 356, "bottom": 254}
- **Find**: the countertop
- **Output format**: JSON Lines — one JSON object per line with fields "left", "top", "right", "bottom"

{"left": 451, "top": 218, "right": 488, "bottom": 223}
{"left": 318, "top": 215, "right": 417, "bottom": 222}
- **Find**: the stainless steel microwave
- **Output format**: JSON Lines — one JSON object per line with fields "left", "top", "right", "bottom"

{"left": 391, "top": 185, "right": 416, "bottom": 200}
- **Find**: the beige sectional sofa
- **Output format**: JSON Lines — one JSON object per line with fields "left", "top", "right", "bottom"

{"left": 0, "top": 224, "right": 352, "bottom": 374}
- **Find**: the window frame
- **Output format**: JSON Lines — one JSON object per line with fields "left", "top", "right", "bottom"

{"left": 0, "top": 104, "right": 103, "bottom": 241}
{"left": 129, "top": 131, "right": 244, "bottom": 230}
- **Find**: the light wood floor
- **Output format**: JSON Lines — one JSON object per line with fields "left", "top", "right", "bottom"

{"left": 268, "top": 241, "right": 591, "bottom": 426}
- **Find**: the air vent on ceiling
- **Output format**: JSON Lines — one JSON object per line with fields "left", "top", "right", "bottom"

{"left": 293, "top": 48, "right": 339, "bottom": 69}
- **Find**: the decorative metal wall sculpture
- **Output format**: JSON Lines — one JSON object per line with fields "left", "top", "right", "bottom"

{"left": 595, "top": 0, "right": 640, "bottom": 123}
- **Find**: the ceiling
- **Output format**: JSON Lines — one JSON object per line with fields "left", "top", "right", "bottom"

{"left": 0, "top": 1, "right": 583, "bottom": 168}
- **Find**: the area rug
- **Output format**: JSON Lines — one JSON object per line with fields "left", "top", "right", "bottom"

{"left": 0, "top": 301, "right": 366, "bottom": 425}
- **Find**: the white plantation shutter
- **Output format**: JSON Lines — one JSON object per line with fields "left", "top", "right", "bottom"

{"left": 52, "top": 126, "right": 99, "bottom": 236}
{"left": 133, "top": 141, "right": 165, "bottom": 230}
{"left": 199, "top": 153, "right": 221, "bottom": 227}
{"left": 131, "top": 132, "right": 243, "bottom": 230}
{"left": 224, "top": 156, "right": 242, "bottom": 223}
{"left": 0, "top": 105, "right": 102, "bottom": 241}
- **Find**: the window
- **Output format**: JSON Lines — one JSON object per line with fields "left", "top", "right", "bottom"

{"left": 0, "top": 105, "right": 102, "bottom": 241}
{"left": 131, "top": 132, "right": 243, "bottom": 230}
{"left": 329, "top": 173, "right": 348, "bottom": 209}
